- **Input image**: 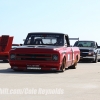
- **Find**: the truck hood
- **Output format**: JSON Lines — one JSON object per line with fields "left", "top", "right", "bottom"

{"left": 11, "top": 45, "right": 64, "bottom": 52}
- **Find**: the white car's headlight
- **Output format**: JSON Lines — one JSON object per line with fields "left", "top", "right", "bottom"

{"left": 52, "top": 55, "right": 58, "bottom": 61}
{"left": 10, "top": 54, "right": 16, "bottom": 60}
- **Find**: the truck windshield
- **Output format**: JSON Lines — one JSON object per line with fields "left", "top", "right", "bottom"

{"left": 74, "top": 41, "right": 95, "bottom": 47}
{"left": 24, "top": 34, "right": 64, "bottom": 46}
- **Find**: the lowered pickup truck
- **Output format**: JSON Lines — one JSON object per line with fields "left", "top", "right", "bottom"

{"left": 9, "top": 32, "right": 80, "bottom": 72}
{"left": 74, "top": 40, "right": 100, "bottom": 63}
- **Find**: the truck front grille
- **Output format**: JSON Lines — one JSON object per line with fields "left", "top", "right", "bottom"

{"left": 80, "top": 49, "right": 89, "bottom": 52}
{"left": 80, "top": 53, "right": 88, "bottom": 56}
{"left": 16, "top": 54, "right": 52, "bottom": 61}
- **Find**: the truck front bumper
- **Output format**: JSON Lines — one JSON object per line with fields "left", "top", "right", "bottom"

{"left": 80, "top": 55, "right": 95, "bottom": 60}
{"left": 9, "top": 61, "right": 61, "bottom": 71}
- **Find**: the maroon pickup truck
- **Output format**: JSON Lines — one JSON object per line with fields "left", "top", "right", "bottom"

{"left": 9, "top": 32, "right": 80, "bottom": 72}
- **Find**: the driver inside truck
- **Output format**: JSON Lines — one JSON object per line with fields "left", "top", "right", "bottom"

{"left": 54, "top": 38, "right": 63, "bottom": 45}
{"left": 33, "top": 38, "right": 43, "bottom": 45}
{"left": 90, "top": 42, "right": 95, "bottom": 47}
{"left": 78, "top": 44, "right": 83, "bottom": 47}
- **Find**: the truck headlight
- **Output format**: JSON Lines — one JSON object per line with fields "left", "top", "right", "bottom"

{"left": 88, "top": 50, "right": 94, "bottom": 55}
{"left": 10, "top": 54, "right": 16, "bottom": 60}
{"left": 52, "top": 55, "right": 58, "bottom": 61}
{"left": 89, "top": 50, "right": 94, "bottom": 52}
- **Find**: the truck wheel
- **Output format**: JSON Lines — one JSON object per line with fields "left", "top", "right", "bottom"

{"left": 98, "top": 59, "right": 100, "bottom": 62}
{"left": 92, "top": 55, "right": 97, "bottom": 63}
{"left": 69, "top": 63, "right": 76, "bottom": 69}
{"left": 60, "top": 58, "right": 66, "bottom": 72}
{"left": 69, "top": 56, "right": 78, "bottom": 69}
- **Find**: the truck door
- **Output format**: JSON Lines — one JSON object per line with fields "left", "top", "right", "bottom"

{"left": 65, "top": 35, "right": 73, "bottom": 66}
{"left": 71, "top": 47, "right": 75, "bottom": 65}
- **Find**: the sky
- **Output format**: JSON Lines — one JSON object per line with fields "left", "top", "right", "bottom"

{"left": 0, "top": 0, "right": 100, "bottom": 45}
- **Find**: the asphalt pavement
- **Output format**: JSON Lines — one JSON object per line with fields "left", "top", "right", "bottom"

{"left": 0, "top": 61, "right": 100, "bottom": 100}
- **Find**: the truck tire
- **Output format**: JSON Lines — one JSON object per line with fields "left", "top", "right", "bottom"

{"left": 70, "top": 64, "right": 76, "bottom": 69}
{"left": 98, "top": 59, "right": 100, "bottom": 62}
{"left": 69, "top": 56, "right": 78, "bottom": 69}
{"left": 60, "top": 58, "right": 66, "bottom": 72}
{"left": 92, "top": 55, "right": 97, "bottom": 63}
